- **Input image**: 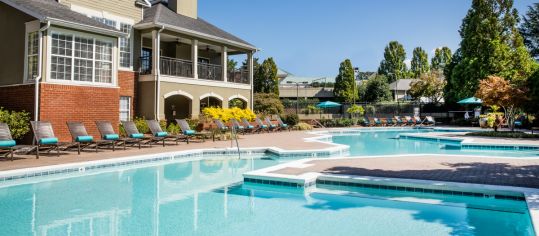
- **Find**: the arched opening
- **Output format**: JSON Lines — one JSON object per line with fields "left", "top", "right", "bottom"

{"left": 165, "top": 95, "right": 192, "bottom": 121}
{"left": 200, "top": 96, "right": 222, "bottom": 111}
{"left": 228, "top": 98, "right": 247, "bottom": 109}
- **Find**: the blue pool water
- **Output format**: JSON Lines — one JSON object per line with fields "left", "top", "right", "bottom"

{"left": 331, "top": 129, "right": 539, "bottom": 157}
{"left": 0, "top": 156, "right": 534, "bottom": 236}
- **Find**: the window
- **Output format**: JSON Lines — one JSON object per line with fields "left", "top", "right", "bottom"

{"left": 50, "top": 31, "right": 114, "bottom": 84}
{"left": 92, "top": 17, "right": 117, "bottom": 28}
{"left": 119, "top": 96, "right": 131, "bottom": 121}
{"left": 26, "top": 32, "right": 39, "bottom": 81}
{"left": 119, "top": 23, "right": 132, "bottom": 68}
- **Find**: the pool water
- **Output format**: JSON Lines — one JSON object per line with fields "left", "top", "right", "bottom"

{"left": 0, "top": 156, "right": 533, "bottom": 236}
{"left": 331, "top": 129, "right": 539, "bottom": 157}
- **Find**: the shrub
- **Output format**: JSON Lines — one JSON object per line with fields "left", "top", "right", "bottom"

{"left": 202, "top": 107, "right": 256, "bottom": 122}
{"left": 133, "top": 117, "right": 150, "bottom": 134}
{"left": 187, "top": 119, "right": 199, "bottom": 130}
{"left": 119, "top": 124, "right": 126, "bottom": 137}
{"left": 254, "top": 93, "right": 284, "bottom": 114}
{"left": 0, "top": 108, "right": 30, "bottom": 139}
{"left": 294, "top": 122, "right": 313, "bottom": 130}
{"left": 347, "top": 104, "right": 365, "bottom": 118}
{"left": 283, "top": 114, "right": 299, "bottom": 126}
{"left": 167, "top": 123, "right": 181, "bottom": 134}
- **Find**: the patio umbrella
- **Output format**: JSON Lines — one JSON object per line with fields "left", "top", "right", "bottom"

{"left": 457, "top": 97, "right": 482, "bottom": 105}
{"left": 316, "top": 101, "right": 341, "bottom": 119}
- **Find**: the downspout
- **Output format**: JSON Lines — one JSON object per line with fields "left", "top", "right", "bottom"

{"left": 155, "top": 25, "right": 165, "bottom": 120}
{"left": 34, "top": 21, "right": 50, "bottom": 122}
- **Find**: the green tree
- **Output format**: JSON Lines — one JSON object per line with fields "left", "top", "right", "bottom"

{"left": 431, "top": 47, "right": 452, "bottom": 72}
{"left": 409, "top": 71, "right": 446, "bottom": 104}
{"left": 364, "top": 75, "right": 392, "bottom": 102}
{"left": 227, "top": 59, "right": 238, "bottom": 71}
{"left": 333, "top": 59, "right": 358, "bottom": 103}
{"left": 445, "top": 0, "right": 537, "bottom": 104}
{"left": 526, "top": 69, "right": 539, "bottom": 113}
{"left": 410, "top": 47, "right": 430, "bottom": 78}
{"left": 254, "top": 58, "right": 279, "bottom": 95}
{"left": 378, "top": 41, "right": 407, "bottom": 83}
{"left": 253, "top": 93, "right": 284, "bottom": 115}
{"left": 520, "top": 3, "right": 539, "bottom": 59}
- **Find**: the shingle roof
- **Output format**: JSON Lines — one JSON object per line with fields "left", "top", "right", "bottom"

{"left": 2, "top": 0, "right": 122, "bottom": 34}
{"left": 135, "top": 4, "right": 255, "bottom": 48}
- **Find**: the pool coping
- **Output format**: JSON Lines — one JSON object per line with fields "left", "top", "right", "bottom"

{"left": 242, "top": 155, "right": 539, "bottom": 234}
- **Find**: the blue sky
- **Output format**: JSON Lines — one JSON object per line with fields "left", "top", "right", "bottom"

{"left": 199, "top": 0, "right": 536, "bottom": 77}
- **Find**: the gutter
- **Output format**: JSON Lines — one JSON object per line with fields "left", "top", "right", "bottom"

{"left": 34, "top": 21, "right": 51, "bottom": 122}
{"left": 155, "top": 25, "right": 165, "bottom": 120}
{"left": 45, "top": 17, "right": 127, "bottom": 37}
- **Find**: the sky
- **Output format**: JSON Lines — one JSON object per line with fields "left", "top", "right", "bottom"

{"left": 199, "top": 0, "right": 536, "bottom": 77}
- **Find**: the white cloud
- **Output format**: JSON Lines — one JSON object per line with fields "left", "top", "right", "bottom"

{"left": 404, "top": 59, "right": 411, "bottom": 68}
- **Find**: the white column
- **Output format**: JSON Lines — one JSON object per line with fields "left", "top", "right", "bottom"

{"left": 222, "top": 46, "right": 228, "bottom": 82}
{"left": 152, "top": 30, "right": 159, "bottom": 76}
{"left": 248, "top": 52, "right": 254, "bottom": 110}
{"left": 191, "top": 39, "right": 198, "bottom": 79}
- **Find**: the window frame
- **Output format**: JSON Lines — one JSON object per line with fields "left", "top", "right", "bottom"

{"left": 46, "top": 27, "right": 117, "bottom": 87}
{"left": 119, "top": 96, "right": 131, "bottom": 121}
{"left": 24, "top": 20, "right": 40, "bottom": 83}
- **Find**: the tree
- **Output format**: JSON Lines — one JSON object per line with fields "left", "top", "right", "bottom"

{"left": 254, "top": 58, "right": 279, "bottom": 95}
{"left": 410, "top": 47, "right": 430, "bottom": 78}
{"left": 333, "top": 59, "right": 358, "bottom": 103}
{"left": 409, "top": 71, "right": 446, "bottom": 104}
{"left": 445, "top": 0, "right": 536, "bottom": 104}
{"left": 476, "top": 76, "right": 528, "bottom": 131}
{"left": 253, "top": 93, "right": 284, "bottom": 115}
{"left": 227, "top": 59, "right": 238, "bottom": 71}
{"left": 378, "top": 41, "right": 407, "bottom": 83}
{"left": 520, "top": 3, "right": 539, "bottom": 59}
{"left": 526, "top": 69, "right": 539, "bottom": 114}
{"left": 431, "top": 47, "right": 452, "bottom": 72}
{"left": 363, "top": 75, "right": 392, "bottom": 102}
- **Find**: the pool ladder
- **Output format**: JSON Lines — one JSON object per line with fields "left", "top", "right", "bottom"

{"left": 231, "top": 126, "right": 241, "bottom": 159}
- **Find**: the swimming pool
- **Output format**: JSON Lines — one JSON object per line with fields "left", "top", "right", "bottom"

{"left": 330, "top": 129, "right": 539, "bottom": 157}
{"left": 0, "top": 155, "right": 534, "bottom": 236}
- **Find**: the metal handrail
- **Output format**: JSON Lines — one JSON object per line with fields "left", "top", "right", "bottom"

{"left": 227, "top": 69, "right": 249, "bottom": 84}
{"left": 160, "top": 57, "right": 193, "bottom": 78}
{"left": 198, "top": 62, "right": 223, "bottom": 81}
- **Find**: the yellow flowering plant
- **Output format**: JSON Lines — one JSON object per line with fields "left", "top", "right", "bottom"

{"left": 202, "top": 107, "right": 256, "bottom": 122}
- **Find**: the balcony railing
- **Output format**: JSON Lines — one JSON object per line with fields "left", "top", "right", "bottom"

{"left": 227, "top": 69, "right": 250, "bottom": 84}
{"left": 139, "top": 56, "right": 193, "bottom": 78}
{"left": 198, "top": 63, "right": 223, "bottom": 81}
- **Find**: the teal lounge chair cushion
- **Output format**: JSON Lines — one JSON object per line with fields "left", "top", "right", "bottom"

{"left": 261, "top": 125, "right": 268, "bottom": 129}
{"left": 247, "top": 125, "right": 254, "bottom": 129}
{"left": 104, "top": 134, "right": 119, "bottom": 140}
{"left": 183, "top": 130, "right": 196, "bottom": 135}
{"left": 130, "top": 133, "right": 144, "bottom": 139}
{"left": 76, "top": 136, "right": 94, "bottom": 142}
{"left": 281, "top": 124, "right": 288, "bottom": 127}
{"left": 236, "top": 126, "right": 244, "bottom": 129}
{"left": 39, "top": 137, "right": 58, "bottom": 145}
{"left": 270, "top": 124, "right": 277, "bottom": 128}
{"left": 155, "top": 131, "right": 168, "bottom": 137}
{"left": 515, "top": 121, "right": 523, "bottom": 126}
{"left": 0, "top": 140, "right": 16, "bottom": 147}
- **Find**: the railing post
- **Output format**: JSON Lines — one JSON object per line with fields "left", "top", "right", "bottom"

{"left": 192, "top": 39, "right": 198, "bottom": 79}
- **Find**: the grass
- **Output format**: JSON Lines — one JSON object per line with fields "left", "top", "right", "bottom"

{"left": 465, "top": 131, "right": 539, "bottom": 139}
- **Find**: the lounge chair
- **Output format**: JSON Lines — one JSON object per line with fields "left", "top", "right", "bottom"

{"left": 386, "top": 117, "right": 395, "bottom": 126}
{"left": 264, "top": 117, "right": 279, "bottom": 131}
{"left": 404, "top": 116, "right": 415, "bottom": 126}
{"left": 373, "top": 117, "right": 383, "bottom": 126}
{"left": 230, "top": 118, "right": 247, "bottom": 134}
{"left": 362, "top": 117, "right": 372, "bottom": 127}
{"left": 67, "top": 122, "right": 112, "bottom": 154}
{"left": 96, "top": 121, "right": 140, "bottom": 150}
{"left": 0, "top": 123, "right": 17, "bottom": 161}
{"left": 241, "top": 118, "right": 257, "bottom": 133}
{"left": 394, "top": 116, "right": 405, "bottom": 126}
{"left": 413, "top": 116, "right": 423, "bottom": 125}
{"left": 214, "top": 119, "right": 230, "bottom": 133}
{"left": 255, "top": 118, "right": 269, "bottom": 132}
{"left": 276, "top": 117, "right": 291, "bottom": 131}
{"left": 30, "top": 121, "right": 73, "bottom": 159}
{"left": 424, "top": 116, "right": 436, "bottom": 126}
{"left": 176, "top": 119, "right": 210, "bottom": 142}
{"left": 146, "top": 120, "right": 185, "bottom": 146}
{"left": 121, "top": 121, "right": 155, "bottom": 147}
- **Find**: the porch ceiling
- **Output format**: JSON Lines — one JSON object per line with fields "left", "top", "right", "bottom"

{"left": 141, "top": 32, "right": 247, "bottom": 54}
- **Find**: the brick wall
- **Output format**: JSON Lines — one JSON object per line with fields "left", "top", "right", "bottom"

{"left": 118, "top": 70, "right": 136, "bottom": 119}
{"left": 39, "top": 83, "right": 120, "bottom": 142}
{"left": 0, "top": 84, "right": 35, "bottom": 117}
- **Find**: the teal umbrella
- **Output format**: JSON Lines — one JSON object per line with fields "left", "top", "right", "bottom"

{"left": 316, "top": 101, "right": 341, "bottom": 119}
{"left": 457, "top": 97, "right": 482, "bottom": 105}
{"left": 316, "top": 101, "right": 342, "bottom": 108}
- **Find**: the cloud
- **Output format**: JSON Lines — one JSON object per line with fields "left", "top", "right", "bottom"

{"left": 404, "top": 59, "right": 411, "bottom": 68}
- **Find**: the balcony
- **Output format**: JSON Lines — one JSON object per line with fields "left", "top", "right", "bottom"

{"left": 139, "top": 56, "right": 193, "bottom": 78}
{"left": 198, "top": 62, "right": 223, "bottom": 81}
{"left": 227, "top": 69, "right": 249, "bottom": 84}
